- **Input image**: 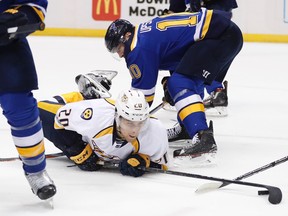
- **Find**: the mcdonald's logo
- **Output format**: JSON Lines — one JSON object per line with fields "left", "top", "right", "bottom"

{"left": 92, "top": 0, "right": 121, "bottom": 21}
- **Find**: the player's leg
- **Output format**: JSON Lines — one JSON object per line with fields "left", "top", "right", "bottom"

{"left": 38, "top": 100, "right": 87, "bottom": 158}
{"left": 168, "top": 21, "right": 242, "bottom": 156}
{"left": 167, "top": 73, "right": 217, "bottom": 157}
{"left": 0, "top": 92, "right": 56, "bottom": 200}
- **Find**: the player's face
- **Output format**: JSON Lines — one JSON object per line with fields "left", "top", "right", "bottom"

{"left": 116, "top": 43, "right": 125, "bottom": 58}
{"left": 118, "top": 117, "right": 146, "bottom": 142}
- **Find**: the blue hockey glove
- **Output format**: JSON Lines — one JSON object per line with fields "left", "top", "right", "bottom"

{"left": 0, "top": 9, "right": 28, "bottom": 46}
{"left": 189, "top": 0, "right": 202, "bottom": 12}
{"left": 161, "top": 76, "right": 175, "bottom": 106}
{"left": 119, "top": 154, "right": 150, "bottom": 177}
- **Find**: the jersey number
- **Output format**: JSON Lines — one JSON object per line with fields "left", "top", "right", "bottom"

{"left": 57, "top": 109, "right": 71, "bottom": 127}
{"left": 156, "top": 14, "right": 198, "bottom": 31}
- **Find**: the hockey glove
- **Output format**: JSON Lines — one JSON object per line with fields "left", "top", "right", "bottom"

{"left": 0, "top": 9, "right": 28, "bottom": 46}
{"left": 119, "top": 153, "right": 150, "bottom": 177}
{"left": 189, "top": 0, "right": 202, "bottom": 12}
{"left": 161, "top": 76, "right": 175, "bottom": 106}
{"left": 70, "top": 144, "right": 103, "bottom": 171}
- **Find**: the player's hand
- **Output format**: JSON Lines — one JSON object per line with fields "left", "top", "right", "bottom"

{"left": 70, "top": 144, "right": 103, "bottom": 171}
{"left": 76, "top": 154, "right": 103, "bottom": 171}
{"left": 0, "top": 9, "right": 28, "bottom": 46}
{"left": 189, "top": 0, "right": 202, "bottom": 12}
{"left": 161, "top": 76, "right": 175, "bottom": 106}
{"left": 119, "top": 154, "right": 150, "bottom": 177}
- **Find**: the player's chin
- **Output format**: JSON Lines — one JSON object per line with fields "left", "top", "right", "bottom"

{"left": 126, "top": 135, "right": 137, "bottom": 142}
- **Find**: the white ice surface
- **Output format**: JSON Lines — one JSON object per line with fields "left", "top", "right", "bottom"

{"left": 0, "top": 36, "right": 288, "bottom": 215}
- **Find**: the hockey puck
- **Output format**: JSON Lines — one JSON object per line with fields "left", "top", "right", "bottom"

{"left": 258, "top": 190, "right": 269, "bottom": 195}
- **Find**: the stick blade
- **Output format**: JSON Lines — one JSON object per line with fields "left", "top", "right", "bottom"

{"left": 267, "top": 187, "right": 282, "bottom": 205}
{"left": 195, "top": 182, "right": 223, "bottom": 193}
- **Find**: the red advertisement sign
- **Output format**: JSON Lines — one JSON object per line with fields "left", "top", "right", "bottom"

{"left": 92, "top": 0, "right": 121, "bottom": 21}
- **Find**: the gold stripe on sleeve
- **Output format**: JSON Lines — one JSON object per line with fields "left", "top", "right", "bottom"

{"left": 201, "top": 10, "right": 213, "bottom": 38}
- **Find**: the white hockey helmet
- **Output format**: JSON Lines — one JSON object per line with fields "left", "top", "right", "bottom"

{"left": 115, "top": 89, "right": 149, "bottom": 122}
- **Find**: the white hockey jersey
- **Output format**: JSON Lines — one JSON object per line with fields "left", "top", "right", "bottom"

{"left": 54, "top": 98, "right": 169, "bottom": 165}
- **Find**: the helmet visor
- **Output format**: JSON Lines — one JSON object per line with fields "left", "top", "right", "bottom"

{"left": 110, "top": 36, "right": 126, "bottom": 53}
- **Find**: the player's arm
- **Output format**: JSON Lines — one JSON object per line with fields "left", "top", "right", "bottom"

{"left": 0, "top": 1, "right": 47, "bottom": 46}
{"left": 70, "top": 143, "right": 103, "bottom": 171}
{"left": 54, "top": 103, "right": 103, "bottom": 171}
{"left": 52, "top": 92, "right": 85, "bottom": 104}
{"left": 144, "top": 118, "right": 170, "bottom": 169}
{"left": 129, "top": 52, "right": 158, "bottom": 106}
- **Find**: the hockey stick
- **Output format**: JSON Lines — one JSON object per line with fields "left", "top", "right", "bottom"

{"left": 196, "top": 155, "right": 288, "bottom": 193}
{"left": 0, "top": 152, "right": 64, "bottom": 162}
{"left": 98, "top": 160, "right": 282, "bottom": 204}
{"left": 149, "top": 102, "right": 165, "bottom": 115}
{"left": 145, "top": 167, "right": 282, "bottom": 205}
{"left": 7, "top": 22, "right": 45, "bottom": 34}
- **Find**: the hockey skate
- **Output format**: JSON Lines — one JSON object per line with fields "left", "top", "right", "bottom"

{"left": 204, "top": 80, "right": 228, "bottom": 117}
{"left": 25, "top": 169, "right": 56, "bottom": 200}
{"left": 75, "top": 70, "right": 117, "bottom": 99}
{"left": 173, "top": 121, "right": 217, "bottom": 166}
{"left": 167, "top": 123, "right": 192, "bottom": 148}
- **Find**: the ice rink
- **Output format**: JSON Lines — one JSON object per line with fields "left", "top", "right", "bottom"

{"left": 0, "top": 36, "right": 288, "bottom": 216}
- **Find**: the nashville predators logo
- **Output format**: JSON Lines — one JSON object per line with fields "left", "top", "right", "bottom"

{"left": 81, "top": 108, "right": 93, "bottom": 120}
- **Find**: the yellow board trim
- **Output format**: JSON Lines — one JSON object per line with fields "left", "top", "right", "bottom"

{"left": 33, "top": 28, "right": 107, "bottom": 37}
{"left": 243, "top": 34, "right": 288, "bottom": 43}
{"left": 31, "top": 28, "right": 288, "bottom": 43}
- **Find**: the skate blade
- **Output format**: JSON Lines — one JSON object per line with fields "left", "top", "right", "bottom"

{"left": 169, "top": 139, "right": 193, "bottom": 148}
{"left": 173, "top": 152, "right": 217, "bottom": 168}
{"left": 162, "top": 103, "right": 177, "bottom": 112}
{"left": 46, "top": 197, "right": 54, "bottom": 209}
{"left": 205, "top": 106, "right": 228, "bottom": 117}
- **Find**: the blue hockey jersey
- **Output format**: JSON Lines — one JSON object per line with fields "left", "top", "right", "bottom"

{"left": 125, "top": 8, "right": 231, "bottom": 104}
{"left": 0, "top": 0, "right": 47, "bottom": 14}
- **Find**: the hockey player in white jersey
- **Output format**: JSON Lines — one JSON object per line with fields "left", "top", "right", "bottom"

{"left": 38, "top": 75, "right": 169, "bottom": 177}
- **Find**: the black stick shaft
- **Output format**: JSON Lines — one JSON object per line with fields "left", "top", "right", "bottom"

{"left": 220, "top": 155, "right": 288, "bottom": 188}
{"left": 147, "top": 167, "right": 276, "bottom": 191}
{"left": 149, "top": 102, "right": 165, "bottom": 115}
{"left": 7, "top": 22, "right": 45, "bottom": 34}
{"left": 0, "top": 152, "right": 64, "bottom": 162}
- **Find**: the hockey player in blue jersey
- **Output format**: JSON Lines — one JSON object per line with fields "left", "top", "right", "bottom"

{"left": 162, "top": 0, "right": 238, "bottom": 143}
{"left": 0, "top": 0, "right": 56, "bottom": 200}
{"left": 164, "top": 0, "right": 238, "bottom": 116}
{"left": 104, "top": 8, "right": 243, "bottom": 158}
{"left": 165, "top": 0, "right": 238, "bottom": 17}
